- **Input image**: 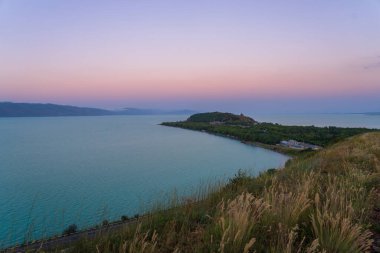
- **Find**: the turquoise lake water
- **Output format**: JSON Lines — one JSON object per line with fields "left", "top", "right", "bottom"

{"left": 0, "top": 115, "right": 289, "bottom": 247}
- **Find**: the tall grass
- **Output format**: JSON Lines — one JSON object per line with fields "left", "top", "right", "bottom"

{"left": 311, "top": 192, "right": 373, "bottom": 253}
{"left": 214, "top": 192, "right": 267, "bottom": 253}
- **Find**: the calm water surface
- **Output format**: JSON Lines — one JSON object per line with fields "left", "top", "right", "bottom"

{"left": 251, "top": 113, "right": 380, "bottom": 129}
{"left": 0, "top": 115, "right": 289, "bottom": 246}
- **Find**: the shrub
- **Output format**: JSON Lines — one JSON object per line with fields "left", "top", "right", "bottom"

{"left": 102, "top": 219, "right": 109, "bottom": 226}
{"left": 62, "top": 224, "right": 77, "bottom": 235}
{"left": 121, "top": 215, "right": 129, "bottom": 221}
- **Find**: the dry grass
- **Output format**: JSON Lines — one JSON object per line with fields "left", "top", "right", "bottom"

{"left": 311, "top": 192, "right": 373, "bottom": 253}
{"left": 120, "top": 224, "right": 158, "bottom": 253}
{"left": 215, "top": 192, "right": 268, "bottom": 253}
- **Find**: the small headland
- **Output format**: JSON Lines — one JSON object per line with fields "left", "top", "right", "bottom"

{"left": 161, "top": 112, "right": 376, "bottom": 156}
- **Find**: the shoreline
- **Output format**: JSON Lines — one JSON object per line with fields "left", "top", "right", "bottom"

{"left": 2, "top": 125, "right": 287, "bottom": 251}
{"left": 3, "top": 128, "right": 378, "bottom": 251}
{"left": 160, "top": 123, "right": 308, "bottom": 157}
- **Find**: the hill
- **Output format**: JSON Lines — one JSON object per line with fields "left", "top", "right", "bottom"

{"left": 0, "top": 102, "right": 112, "bottom": 117}
{"left": 187, "top": 112, "right": 257, "bottom": 126}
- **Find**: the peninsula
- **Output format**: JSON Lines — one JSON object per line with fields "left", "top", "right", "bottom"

{"left": 162, "top": 112, "right": 376, "bottom": 155}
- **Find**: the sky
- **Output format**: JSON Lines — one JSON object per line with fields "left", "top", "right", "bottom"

{"left": 0, "top": 0, "right": 380, "bottom": 113}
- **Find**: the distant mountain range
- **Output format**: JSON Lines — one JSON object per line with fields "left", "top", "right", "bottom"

{"left": 363, "top": 112, "right": 380, "bottom": 116}
{"left": 116, "top": 107, "right": 196, "bottom": 116}
{"left": 0, "top": 102, "right": 196, "bottom": 117}
{"left": 349, "top": 112, "right": 380, "bottom": 116}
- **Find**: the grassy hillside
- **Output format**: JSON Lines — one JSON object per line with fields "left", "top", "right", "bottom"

{"left": 27, "top": 132, "right": 379, "bottom": 253}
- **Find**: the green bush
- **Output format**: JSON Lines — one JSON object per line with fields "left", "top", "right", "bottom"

{"left": 62, "top": 224, "right": 77, "bottom": 235}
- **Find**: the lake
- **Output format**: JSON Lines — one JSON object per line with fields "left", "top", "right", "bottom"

{"left": 0, "top": 115, "right": 289, "bottom": 247}
{"left": 251, "top": 113, "right": 380, "bottom": 129}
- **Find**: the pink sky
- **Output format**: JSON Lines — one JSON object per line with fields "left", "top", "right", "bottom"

{"left": 1, "top": 1, "right": 380, "bottom": 112}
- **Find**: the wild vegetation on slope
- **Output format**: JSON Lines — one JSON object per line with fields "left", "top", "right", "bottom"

{"left": 26, "top": 132, "right": 379, "bottom": 253}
